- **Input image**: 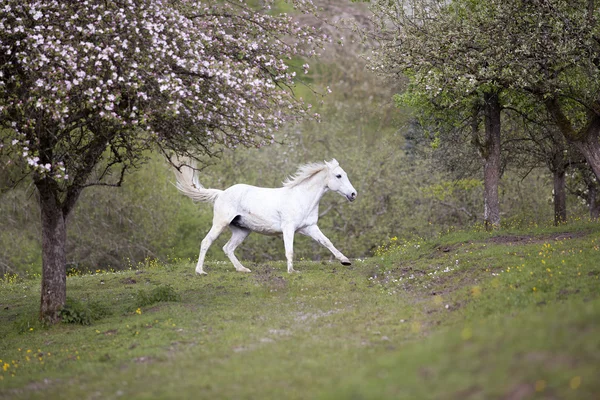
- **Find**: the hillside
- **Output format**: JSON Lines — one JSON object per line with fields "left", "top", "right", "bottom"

{"left": 1, "top": 222, "right": 599, "bottom": 399}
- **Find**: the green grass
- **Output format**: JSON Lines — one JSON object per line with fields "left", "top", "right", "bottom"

{"left": 1, "top": 222, "right": 599, "bottom": 399}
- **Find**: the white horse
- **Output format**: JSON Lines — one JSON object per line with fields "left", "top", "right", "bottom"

{"left": 174, "top": 159, "right": 357, "bottom": 274}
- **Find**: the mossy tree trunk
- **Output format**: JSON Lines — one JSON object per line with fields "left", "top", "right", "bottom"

{"left": 36, "top": 177, "right": 68, "bottom": 323}
{"left": 546, "top": 98, "right": 600, "bottom": 183}
{"left": 552, "top": 168, "right": 567, "bottom": 225}
{"left": 482, "top": 91, "right": 502, "bottom": 230}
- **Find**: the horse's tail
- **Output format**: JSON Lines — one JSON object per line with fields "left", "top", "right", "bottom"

{"left": 174, "top": 163, "right": 222, "bottom": 204}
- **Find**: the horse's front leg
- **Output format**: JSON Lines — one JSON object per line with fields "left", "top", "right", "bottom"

{"left": 298, "top": 225, "right": 351, "bottom": 266}
{"left": 282, "top": 225, "right": 296, "bottom": 273}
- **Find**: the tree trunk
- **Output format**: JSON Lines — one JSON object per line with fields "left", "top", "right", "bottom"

{"left": 572, "top": 134, "right": 600, "bottom": 184}
{"left": 483, "top": 91, "right": 502, "bottom": 230}
{"left": 588, "top": 181, "right": 600, "bottom": 220}
{"left": 553, "top": 168, "right": 567, "bottom": 225}
{"left": 36, "top": 179, "right": 67, "bottom": 323}
{"left": 546, "top": 98, "right": 600, "bottom": 182}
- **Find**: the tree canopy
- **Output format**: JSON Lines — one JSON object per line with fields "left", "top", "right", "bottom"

{"left": 367, "top": 0, "right": 600, "bottom": 225}
{"left": 1, "top": 0, "right": 324, "bottom": 187}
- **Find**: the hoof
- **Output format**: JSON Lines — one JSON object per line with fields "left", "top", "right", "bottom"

{"left": 195, "top": 269, "right": 208, "bottom": 275}
{"left": 341, "top": 260, "right": 352, "bottom": 266}
{"left": 236, "top": 267, "right": 252, "bottom": 273}
{"left": 287, "top": 269, "right": 297, "bottom": 274}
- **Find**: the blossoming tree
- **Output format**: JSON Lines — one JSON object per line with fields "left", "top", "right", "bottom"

{"left": 368, "top": 0, "right": 600, "bottom": 228}
{"left": 0, "top": 0, "right": 325, "bottom": 322}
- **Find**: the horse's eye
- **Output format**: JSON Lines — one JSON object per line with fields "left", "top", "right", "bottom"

{"left": 336, "top": 174, "right": 342, "bottom": 179}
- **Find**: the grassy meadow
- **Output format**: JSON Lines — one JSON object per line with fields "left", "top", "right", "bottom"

{"left": 1, "top": 221, "right": 599, "bottom": 399}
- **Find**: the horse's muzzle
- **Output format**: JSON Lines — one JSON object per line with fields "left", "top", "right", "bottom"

{"left": 347, "top": 192, "right": 357, "bottom": 202}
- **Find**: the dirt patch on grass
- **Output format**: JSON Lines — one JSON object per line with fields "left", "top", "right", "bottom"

{"left": 133, "top": 356, "right": 155, "bottom": 364}
{"left": 452, "top": 385, "right": 483, "bottom": 399}
{"left": 436, "top": 245, "right": 459, "bottom": 253}
{"left": 518, "top": 351, "right": 579, "bottom": 368}
{"left": 1, "top": 378, "right": 62, "bottom": 397}
{"left": 294, "top": 309, "right": 342, "bottom": 323}
{"left": 487, "top": 235, "right": 535, "bottom": 245}
{"left": 487, "top": 231, "right": 589, "bottom": 245}
{"left": 432, "top": 231, "right": 591, "bottom": 250}
{"left": 252, "top": 266, "right": 288, "bottom": 291}
{"left": 26, "top": 378, "right": 59, "bottom": 392}
{"left": 501, "top": 383, "right": 534, "bottom": 400}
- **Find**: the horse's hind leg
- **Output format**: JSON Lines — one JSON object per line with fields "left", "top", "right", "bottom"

{"left": 195, "top": 221, "right": 228, "bottom": 275}
{"left": 223, "top": 226, "right": 251, "bottom": 272}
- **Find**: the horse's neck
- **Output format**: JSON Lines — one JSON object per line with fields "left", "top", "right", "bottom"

{"left": 292, "top": 174, "right": 328, "bottom": 209}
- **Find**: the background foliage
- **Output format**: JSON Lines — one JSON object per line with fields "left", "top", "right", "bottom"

{"left": 0, "top": 0, "right": 593, "bottom": 276}
{"left": 1, "top": 65, "right": 588, "bottom": 275}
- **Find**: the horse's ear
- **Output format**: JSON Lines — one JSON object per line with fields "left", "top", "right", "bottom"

{"left": 325, "top": 158, "right": 339, "bottom": 169}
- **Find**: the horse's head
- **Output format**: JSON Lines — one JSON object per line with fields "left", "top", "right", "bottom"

{"left": 325, "top": 159, "right": 357, "bottom": 202}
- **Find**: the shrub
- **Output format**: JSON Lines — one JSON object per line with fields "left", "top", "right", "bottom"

{"left": 59, "top": 297, "right": 111, "bottom": 325}
{"left": 134, "top": 284, "right": 180, "bottom": 308}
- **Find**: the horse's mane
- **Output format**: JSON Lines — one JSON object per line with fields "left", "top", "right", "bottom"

{"left": 282, "top": 160, "right": 338, "bottom": 188}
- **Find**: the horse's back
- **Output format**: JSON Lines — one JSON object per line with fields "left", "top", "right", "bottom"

{"left": 212, "top": 184, "right": 288, "bottom": 234}
{"left": 221, "top": 184, "right": 285, "bottom": 204}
